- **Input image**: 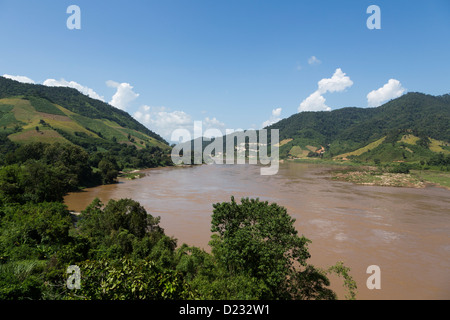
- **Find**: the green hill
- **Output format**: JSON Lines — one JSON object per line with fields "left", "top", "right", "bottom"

{"left": 0, "top": 76, "right": 173, "bottom": 190}
{"left": 0, "top": 76, "right": 168, "bottom": 151}
{"left": 266, "top": 92, "right": 450, "bottom": 164}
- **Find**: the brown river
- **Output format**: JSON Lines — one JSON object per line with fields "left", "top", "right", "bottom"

{"left": 64, "top": 162, "right": 450, "bottom": 300}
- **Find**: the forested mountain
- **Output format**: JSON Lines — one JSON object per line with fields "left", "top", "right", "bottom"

{"left": 266, "top": 92, "right": 450, "bottom": 162}
{"left": 176, "top": 92, "right": 449, "bottom": 166}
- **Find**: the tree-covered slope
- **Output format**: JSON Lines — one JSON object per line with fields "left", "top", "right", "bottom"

{"left": 0, "top": 76, "right": 168, "bottom": 147}
{"left": 0, "top": 77, "right": 174, "bottom": 189}
{"left": 266, "top": 92, "right": 450, "bottom": 160}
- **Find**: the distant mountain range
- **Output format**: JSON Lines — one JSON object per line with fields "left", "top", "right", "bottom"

{"left": 0, "top": 76, "right": 169, "bottom": 152}
{"left": 182, "top": 92, "right": 450, "bottom": 164}
{"left": 1, "top": 75, "right": 449, "bottom": 165}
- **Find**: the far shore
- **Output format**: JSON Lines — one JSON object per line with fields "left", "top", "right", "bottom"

{"left": 283, "top": 158, "right": 450, "bottom": 190}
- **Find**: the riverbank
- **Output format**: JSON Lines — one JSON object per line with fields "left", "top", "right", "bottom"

{"left": 118, "top": 168, "right": 146, "bottom": 180}
{"left": 287, "top": 158, "right": 450, "bottom": 189}
{"left": 331, "top": 168, "right": 425, "bottom": 188}
{"left": 330, "top": 166, "right": 450, "bottom": 189}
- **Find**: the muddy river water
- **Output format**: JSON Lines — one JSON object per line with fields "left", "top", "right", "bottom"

{"left": 64, "top": 162, "right": 450, "bottom": 300}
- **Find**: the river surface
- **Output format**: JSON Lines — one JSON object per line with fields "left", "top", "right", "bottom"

{"left": 64, "top": 162, "right": 450, "bottom": 300}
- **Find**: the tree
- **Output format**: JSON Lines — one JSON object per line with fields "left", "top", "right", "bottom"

{"left": 0, "top": 202, "right": 72, "bottom": 262}
{"left": 0, "top": 164, "right": 24, "bottom": 204}
{"left": 209, "top": 196, "right": 336, "bottom": 299}
{"left": 98, "top": 159, "right": 119, "bottom": 184}
{"left": 0, "top": 161, "right": 68, "bottom": 204}
{"left": 78, "top": 198, "right": 165, "bottom": 259}
{"left": 21, "top": 160, "right": 68, "bottom": 203}
{"left": 417, "top": 136, "right": 431, "bottom": 149}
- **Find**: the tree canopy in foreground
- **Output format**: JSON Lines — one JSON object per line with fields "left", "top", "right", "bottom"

{"left": 0, "top": 196, "right": 356, "bottom": 300}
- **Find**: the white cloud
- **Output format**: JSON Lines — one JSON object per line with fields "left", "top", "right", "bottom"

{"left": 317, "top": 68, "right": 353, "bottom": 94}
{"left": 367, "top": 79, "right": 406, "bottom": 107}
{"left": 2, "top": 74, "right": 35, "bottom": 84}
{"left": 106, "top": 80, "right": 140, "bottom": 110}
{"left": 204, "top": 116, "right": 226, "bottom": 129}
{"left": 43, "top": 78, "right": 105, "bottom": 101}
{"left": 298, "top": 68, "right": 353, "bottom": 112}
{"left": 299, "top": 91, "right": 330, "bottom": 112}
{"left": 262, "top": 107, "right": 283, "bottom": 127}
{"left": 134, "top": 105, "right": 228, "bottom": 142}
{"left": 308, "top": 56, "right": 321, "bottom": 65}
{"left": 134, "top": 105, "right": 193, "bottom": 141}
{"left": 272, "top": 107, "right": 282, "bottom": 118}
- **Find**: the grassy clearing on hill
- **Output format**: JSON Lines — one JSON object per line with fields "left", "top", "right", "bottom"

{"left": 8, "top": 127, "right": 69, "bottom": 144}
{"left": 334, "top": 137, "right": 386, "bottom": 159}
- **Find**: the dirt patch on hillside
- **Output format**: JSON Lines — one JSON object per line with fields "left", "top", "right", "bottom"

{"left": 9, "top": 128, "right": 65, "bottom": 142}
{"left": 38, "top": 112, "right": 71, "bottom": 121}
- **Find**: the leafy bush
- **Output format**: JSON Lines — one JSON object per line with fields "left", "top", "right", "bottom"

{"left": 68, "top": 258, "right": 194, "bottom": 300}
{"left": 388, "top": 163, "right": 411, "bottom": 174}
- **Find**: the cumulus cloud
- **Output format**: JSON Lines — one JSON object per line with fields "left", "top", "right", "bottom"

{"left": 134, "top": 105, "right": 228, "bottom": 142}
{"left": 134, "top": 105, "right": 193, "bottom": 141}
{"left": 43, "top": 78, "right": 105, "bottom": 101}
{"left": 2, "top": 74, "right": 35, "bottom": 84}
{"left": 367, "top": 79, "right": 406, "bottom": 107}
{"left": 106, "top": 80, "right": 139, "bottom": 110}
{"left": 317, "top": 68, "right": 353, "bottom": 94}
{"left": 272, "top": 107, "right": 282, "bottom": 118}
{"left": 262, "top": 107, "right": 282, "bottom": 128}
{"left": 299, "top": 91, "right": 330, "bottom": 112}
{"left": 298, "top": 68, "right": 353, "bottom": 112}
{"left": 308, "top": 56, "right": 321, "bottom": 65}
{"left": 204, "top": 116, "right": 225, "bottom": 130}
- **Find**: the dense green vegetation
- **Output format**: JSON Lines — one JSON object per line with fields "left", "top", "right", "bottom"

{"left": 0, "top": 141, "right": 172, "bottom": 203}
{"left": 0, "top": 191, "right": 355, "bottom": 299}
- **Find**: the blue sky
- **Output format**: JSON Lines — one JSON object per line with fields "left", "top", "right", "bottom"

{"left": 1, "top": 0, "right": 449, "bottom": 141}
